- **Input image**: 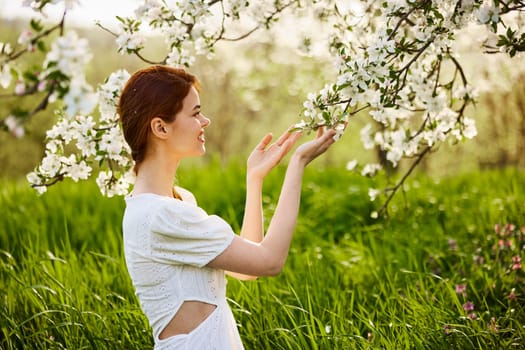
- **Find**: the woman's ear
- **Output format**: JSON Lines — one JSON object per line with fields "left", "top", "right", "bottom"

{"left": 150, "top": 117, "right": 168, "bottom": 139}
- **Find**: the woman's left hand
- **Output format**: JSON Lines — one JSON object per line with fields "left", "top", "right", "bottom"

{"left": 247, "top": 128, "right": 302, "bottom": 181}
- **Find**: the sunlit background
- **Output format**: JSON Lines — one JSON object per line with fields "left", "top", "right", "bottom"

{"left": 0, "top": 1, "right": 524, "bottom": 181}
{"left": 0, "top": 0, "right": 139, "bottom": 27}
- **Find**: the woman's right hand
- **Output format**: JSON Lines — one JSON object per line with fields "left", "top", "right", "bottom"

{"left": 292, "top": 127, "right": 338, "bottom": 166}
{"left": 246, "top": 128, "right": 302, "bottom": 181}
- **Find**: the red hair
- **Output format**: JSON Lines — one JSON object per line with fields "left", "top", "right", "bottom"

{"left": 118, "top": 65, "right": 200, "bottom": 174}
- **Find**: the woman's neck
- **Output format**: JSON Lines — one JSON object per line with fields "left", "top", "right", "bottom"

{"left": 133, "top": 156, "right": 180, "bottom": 197}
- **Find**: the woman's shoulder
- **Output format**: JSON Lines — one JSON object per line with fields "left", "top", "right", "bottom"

{"left": 174, "top": 186, "right": 198, "bottom": 205}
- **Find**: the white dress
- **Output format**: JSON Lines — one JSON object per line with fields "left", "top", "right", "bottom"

{"left": 122, "top": 193, "right": 244, "bottom": 350}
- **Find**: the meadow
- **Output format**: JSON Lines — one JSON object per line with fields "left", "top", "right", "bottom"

{"left": 1, "top": 162, "right": 524, "bottom": 350}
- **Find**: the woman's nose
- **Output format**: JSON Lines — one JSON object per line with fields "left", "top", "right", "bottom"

{"left": 201, "top": 115, "right": 211, "bottom": 127}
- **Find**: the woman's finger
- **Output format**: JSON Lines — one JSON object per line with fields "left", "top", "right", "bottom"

{"left": 316, "top": 126, "right": 325, "bottom": 138}
{"left": 314, "top": 129, "right": 336, "bottom": 150}
{"left": 255, "top": 133, "right": 273, "bottom": 150}
{"left": 322, "top": 129, "right": 337, "bottom": 143}
{"left": 275, "top": 128, "right": 293, "bottom": 146}
{"left": 277, "top": 132, "right": 300, "bottom": 155}
{"left": 283, "top": 132, "right": 302, "bottom": 152}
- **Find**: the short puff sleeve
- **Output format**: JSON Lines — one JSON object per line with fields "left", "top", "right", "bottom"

{"left": 149, "top": 201, "right": 235, "bottom": 267}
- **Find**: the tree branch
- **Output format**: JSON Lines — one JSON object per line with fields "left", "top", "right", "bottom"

{"left": 377, "top": 145, "right": 431, "bottom": 217}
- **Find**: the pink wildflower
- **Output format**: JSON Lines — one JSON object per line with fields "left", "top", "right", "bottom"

{"left": 488, "top": 317, "right": 498, "bottom": 333}
{"left": 468, "top": 312, "right": 477, "bottom": 320}
{"left": 455, "top": 284, "right": 467, "bottom": 296}
{"left": 463, "top": 301, "right": 475, "bottom": 312}
{"left": 511, "top": 256, "right": 521, "bottom": 270}
{"left": 504, "top": 223, "right": 515, "bottom": 235}
{"left": 448, "top": 239, "right": 457, "bottom": 251}
{"left": 14, "top": 81, "right": 25, "bottom": 95}
{"left": 508, "top": 288, "right": 516, "bottom": 302}
{"left": 498, "top": 239, "right": 512, "bottom": 250}
{"left": 473, "top": 255, "right": 484, "bottom": 265}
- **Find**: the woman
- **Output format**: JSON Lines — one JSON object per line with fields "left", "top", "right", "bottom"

{"left": 119, "top": 65, "right": 337, "bottom": 349}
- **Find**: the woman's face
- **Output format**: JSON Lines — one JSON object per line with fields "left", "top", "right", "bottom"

{"left": 165, "top": 86, "right": 210, "bottom": 158}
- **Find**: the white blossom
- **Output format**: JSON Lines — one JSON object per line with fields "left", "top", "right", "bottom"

{"left": 4, "top": 115, "right": 24, "bottom": 138}
{"left": 332, "top": 123, "right": 345, "bottom": 141}
{"left": 368, "top": 188, "right": 381, "bottom": 201}
{"left": 76, "top": 134, "right": 97, "bottom": 157}
{"left": 45, "top": 140, "right": 61, "bottom": 153}
{"left": 98, "top": 69, "right": 130, "bottom": 122}
{"left": 39, "top": 153, "right": 62, "bottom": 177}
{"left": 134, "top": 0, "right": 162, "bottom": 19}
{"left": 14, "top": 81, "right": 25, "bottom": 95}
{"left": 17, "top": 30, "right": 33, "bottom": 46}
{"left": 461, "top": 117, "right": 478, "bottom": 139}
{"left": 361, "top": 163, "right": 382, "bottom": 177}
{"left": 115, "top": 31, "right": 145, "bottom": 54}
{"left": 475, "top": 1, "right": 499, "bottom": 24}
{"left": 385, "top": 129, "right": 407, "bottom": 167}
{"left": 99, "top": 126, "right": 126, "bottom": 157}
{"left": 360, "top": 124, "right": 374, "bottom": 150}
{"left": 48, "top": 0, "right": 80, "bottom": 10}
{"left": 453, "top": 84, "right": 478, "bottom": 101}
{"left": 63, "top": 77, "right": 98, "bottom": 117}
{"left": 166, "top": 47, "right": 195, "bottom": 67}
{"left": 26, "top": 171, "right": 47, "bottom": 194}
{"left": 96, "top": 170, "right": 135, "bottom": 197}
{"left": 67, "top": 160, "right": 91, "bottom": 181}
{"left": 346, "top": 159, "right": 358, "bottom": 171}
{"left": 47, "top": 118, "right": 71, "bottom": 141}
{"left": 44, "top": 31, "right": 92, "bottom": 77}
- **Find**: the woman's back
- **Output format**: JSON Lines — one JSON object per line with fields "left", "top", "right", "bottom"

{"left": 123, "top": 193, "right": 243, "bottom": 349}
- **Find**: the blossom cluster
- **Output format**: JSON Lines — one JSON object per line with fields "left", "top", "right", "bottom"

{"left": 27, "top": 70, "right": 134, "bottom": 196}
{"left": 1, "top": 1, "right": 96, "bottom": 135}
{"left": 1, "top": 0, "right": 524, "bottom": 202}
{"left": 113, "top": 0, "right": 298, "bottom": 66}
{"left": 43, "top": 31, "right": 98, "bottom": 117}
{"left": 288, "top": 0, "right": 523, "bottom": 214}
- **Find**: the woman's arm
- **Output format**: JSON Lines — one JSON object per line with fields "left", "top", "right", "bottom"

{"left": 208, "top": 128, "right": 337, "bottom": 277}
{"left": 238, "top": 130, "right": 299, "bottom": 242}
{"left": 224, "top": 176, "right": 263, "bottom": 280}
{"left": 227, "top": 131, "right": 299, "bottom": 280}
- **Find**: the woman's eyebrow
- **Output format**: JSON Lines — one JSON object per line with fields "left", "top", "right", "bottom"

{"left": 192, "top": 105, "right": 201, "bottom": 110}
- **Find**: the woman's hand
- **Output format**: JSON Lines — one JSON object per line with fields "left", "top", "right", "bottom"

{"left": 292, "top": 127, "right": 338, "bottom": 167}
{"left": 247, "top": 128, "right": 302, "bottom": 180}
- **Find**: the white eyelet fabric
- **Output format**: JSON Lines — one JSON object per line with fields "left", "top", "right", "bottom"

{"left": 123, "top": 194, "right": 244, "bottom": 349}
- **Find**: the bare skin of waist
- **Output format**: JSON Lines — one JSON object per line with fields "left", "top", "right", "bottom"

{"left": 159, "top": 301, "right": 217, "bottom": 339}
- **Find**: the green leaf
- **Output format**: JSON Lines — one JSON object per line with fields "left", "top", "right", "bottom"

{"left": 36, "top": 40, "right": 46, "bottom": 52}
{"left": 22, "top": 70, "right": 37, "bottom": 82}
{"left": 11, "top": 107, "right": 29, "bottom": 118}
{"left": 30, "top": 19, "right": 43, "bottom": 32}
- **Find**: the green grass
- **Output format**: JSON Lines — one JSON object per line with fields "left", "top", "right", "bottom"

{"left": 1, "top": 164, "right": 524, "bottom": 349}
